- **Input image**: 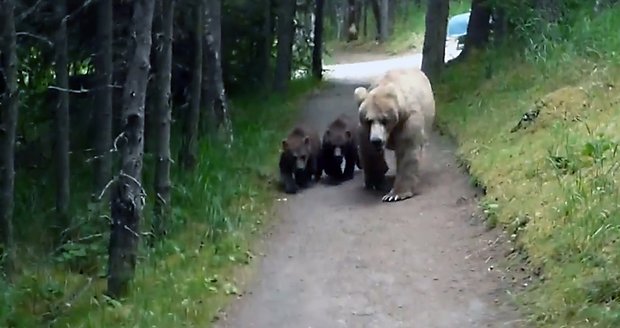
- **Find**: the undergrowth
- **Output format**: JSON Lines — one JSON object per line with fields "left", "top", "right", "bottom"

{"left": 436, "top": 6, "right": 620, "bottom": 328}
{"left": 0, "top": 78, "right": 321, "bottom": 327}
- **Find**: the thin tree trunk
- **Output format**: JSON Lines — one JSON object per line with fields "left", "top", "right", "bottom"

{"left": 107, "top": 0, "right": 155, "bottom": 299}
{"left": 312, "top": 0, "right": 325, "bottom": 80}
{"left": 379, "top": 0, "right": 388, "bottom": 42}
{"left": 421, "top": 0, "right": 449, "bottom": 84}
{"left": 362, "top": 0, "right": 368, "bottom": 38}
{"left": 387, "top": 0, "right": 395, "bottom": 35}
{"left": 53, "top": 0, "right": 71, "bottom": 235}
{"left": 461, "top": 0, "right": 492, "bottom": 57}
{"left": 205, "top": 0, "right": 233, "bottom": 146}
{"left": 346, "top": 0, "right": 358, "bottom": 41}
{"left": 152, "top": 0, "right": 174, "bottom": 238}
{"left": 256, "top": 0, "right": 274, "bottom": 86}
{"left": 273, "top": 0, "right": 298, "bottom": 92}
{"left": 180, "top": 1, "right": 203, "bottom": 170}
{"left": 0, "top": 0, "right": 18, "bottom": 280}
{"left": 93, "top": 0, "right": 113, "bottom": 200}
{"left": 369, "top": 0, "right": 381, "bottom": 40}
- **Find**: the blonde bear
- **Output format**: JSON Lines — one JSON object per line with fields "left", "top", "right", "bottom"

{"left": 354, "top": 67, "right": 436, "bottom": 202}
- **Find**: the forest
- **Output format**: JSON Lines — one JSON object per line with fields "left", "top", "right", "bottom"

{"left": 2, "top": 0, "right": 620, "bottom": 327}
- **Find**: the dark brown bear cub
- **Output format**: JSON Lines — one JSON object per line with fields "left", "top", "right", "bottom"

{"left": 321, "top": 114, "right": 359, "bottom": 183}
{"left": 357, "top": 124, "right": 389, "bottom": 190}
{"left": 279, "top": 125, "right": 322, "bottom": 194}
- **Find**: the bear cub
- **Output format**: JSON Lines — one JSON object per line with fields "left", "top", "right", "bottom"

{"left": 279, "top": 125, "right": 322, "bottom": 194}
{"left": 357, "top": 124, "right": 389, "bottom": 190}
{"left": 321, "top": 114, "right": 360, "bottom": 183}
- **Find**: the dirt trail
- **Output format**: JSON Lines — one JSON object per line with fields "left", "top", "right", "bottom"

{"left": 214, "top": 53, "right": 524, "bottom": 328}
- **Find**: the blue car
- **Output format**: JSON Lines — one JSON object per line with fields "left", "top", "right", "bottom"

{"left": 447, "top": 12, "right": 470, "bottom": 50}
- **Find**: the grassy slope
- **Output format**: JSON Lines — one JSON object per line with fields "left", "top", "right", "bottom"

{"left": 1, "top": 78, "right": 321, "bottom": 327}
{"left": 436, "top": 8, "right": 620, "bottom": 328}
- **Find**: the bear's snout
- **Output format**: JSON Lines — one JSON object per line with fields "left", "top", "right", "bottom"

{"left": 370, "top": 138, "right": 384, "bottom": 150}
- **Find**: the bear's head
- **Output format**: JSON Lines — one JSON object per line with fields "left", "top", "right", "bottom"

{"left": 323, "top": 119, "right": 352, "bottom": 157}
{"left": 354, "top": 84, "right": 401, "bottom": 150}
{"left": 282, "top": 135, "right": 312, "bottom": 171}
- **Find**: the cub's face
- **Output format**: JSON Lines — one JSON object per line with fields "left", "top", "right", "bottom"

{"left": 282, "top": 136, "right": 311, "bottom": 171}
{"left": 354, "top": 86, "right": 399, "bottom": 151}
{"left": 323, "top": 128, "right": 352, "bottom": 158}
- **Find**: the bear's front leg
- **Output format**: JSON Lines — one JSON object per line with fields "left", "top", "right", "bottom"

{"left": 281, "top": 171, "right": 298, "bottom": 194}
{"left": 342, "top": 149, "right": 356, "bottom": 180}
{"left": 382, "top": 145, "right": 420, "bottom": 202}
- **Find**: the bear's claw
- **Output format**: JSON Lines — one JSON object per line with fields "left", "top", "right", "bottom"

{"left": 382, "top": 190, "right": 413, "bottom": 202}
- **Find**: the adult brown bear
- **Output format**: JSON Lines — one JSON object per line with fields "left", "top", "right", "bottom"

{"left": 354, "top": 67, "right": 436, "bottom": 202}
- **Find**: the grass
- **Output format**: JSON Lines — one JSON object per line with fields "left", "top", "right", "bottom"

{"left": 324, "top": 0, "right": 471, "bottom": 63}
{"left": 1, "top": 77, "right": 322, "bottom": 327}
{"left": 436, "top": 6, "right": 620, "bottom": 328}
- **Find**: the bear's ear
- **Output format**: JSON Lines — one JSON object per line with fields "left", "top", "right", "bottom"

{"left": 303, "top": 136, "right": 310, "bottom": 145}
{"left": 281, "top": 139, "right": 289, "bottom": 151}
{"left": 383, "top": 82, "right": 398, "bottom": 97}
{"left": 353, "top": 87, "right": 368, "bottom": 105}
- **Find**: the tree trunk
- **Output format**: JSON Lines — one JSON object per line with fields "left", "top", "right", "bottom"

{"left": 387, "top": 0, "right": 396, "bottom": 35}
{"left": 421, "top": 0, "right": 449, "bottom": 84}
{"left": 369, "top": 0, "right": 381, "bottom": 40}
{"left": 256, "top": 0, "right": 274, "bottom": 87}
{"left": 362, "top": 0, "right": 368, "bottom": 37}
{"left": 0, "top": 0, "right": 18, "bottom": 280}
{"left": 205, "top": 0, "right": 234, "bottom": 146}
{"left": 312, "top": 0, "right": 325, "bottom": 80}
{"left": 53, "top": 0, "right": 71, "bottom": 235}
{"left": 492, "top": 6, "right": 507, "bottom": 43}
{"left": 378, "top": 0, "right": 388, "bottom": 42}
{"left": 180, "top": 1, "right": 203, "bottom": 170}
{"left": 93, "top": 0, "right": 113, "bottom": 200}
{"left": 461, "top": 0, "right": 492, "bottom": 56}
{"left": 346, "top": 0, "right": 358, "bottom": 41}
{"left": 107, "top": 0, "right": 155, "bottom": 299}
{"left": 152, "top": 0, "right": 174, "bottom": 238}
{"left": 273, "top": 0, "right": 298, "bottom": 92}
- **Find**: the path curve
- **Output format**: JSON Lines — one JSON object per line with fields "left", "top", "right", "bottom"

{"left": 215, "top": 46, "right": 524, "bottom": 328}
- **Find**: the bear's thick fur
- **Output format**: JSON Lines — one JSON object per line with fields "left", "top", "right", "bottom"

{"left": 354, "top": 67, "right": 435, "bottom": 202}
{"left": 356, "top": 124, "right": 389, "bottom": 191}
{"left": 279, "top": 125, "right": 322, "bottom": 194}
{"left": 321, "top": 113, "right": 359, "bottom": 183}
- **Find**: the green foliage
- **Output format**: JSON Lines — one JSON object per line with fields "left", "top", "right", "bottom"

{"left": 437, "top": 4, "right": 620, "bottom": 327}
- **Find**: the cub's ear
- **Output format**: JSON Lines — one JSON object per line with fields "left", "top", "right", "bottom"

{"left": 281, "top": 139, "right": 288, "bottom": 150}
{"left": 303, "top": 136, "right": 310, "bottom": 145}
{"left": 353, "top": 87, "right": 368, "bottom": 106}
